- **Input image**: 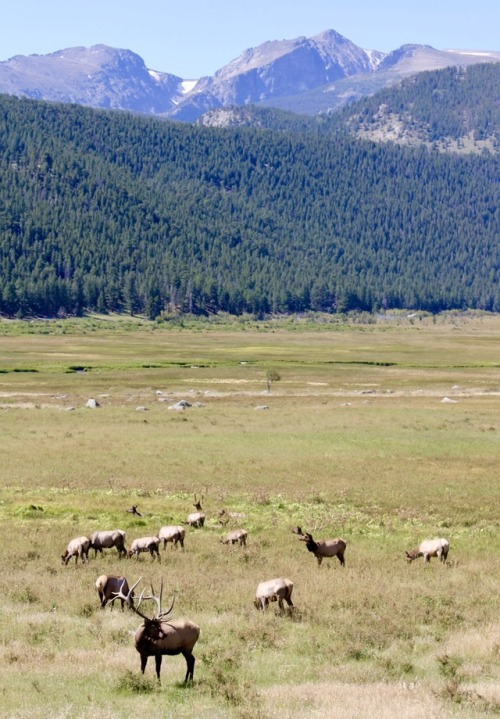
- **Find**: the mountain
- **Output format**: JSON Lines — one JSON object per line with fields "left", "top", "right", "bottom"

{"left": 0, "top": 31, "right": 499, "bottom": 121}
{"left": 0, "top": 45, "right": 185, "bottom": 114}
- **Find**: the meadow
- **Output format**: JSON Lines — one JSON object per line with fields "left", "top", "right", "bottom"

{"left": 0, "top": 312, "right": 499, "bottom": 718}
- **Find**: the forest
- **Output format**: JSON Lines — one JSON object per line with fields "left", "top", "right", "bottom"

{"left": 0, "top": 63, "right": 499, "bottom": 318}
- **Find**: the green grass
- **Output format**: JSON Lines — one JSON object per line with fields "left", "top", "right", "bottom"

{"left": 0, "top": 312, "right": 499, "bottom": 718}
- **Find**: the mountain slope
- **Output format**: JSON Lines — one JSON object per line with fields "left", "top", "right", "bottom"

{"left": 0, "top": 32, "right": 498, "bottom": 121}
{"left": 0, "top": 94, "right": 498, "bottom": 319}
{"left": 334, "top": 62, "right": 500, "bottom": 153}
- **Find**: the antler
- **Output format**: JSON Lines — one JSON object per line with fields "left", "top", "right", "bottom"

{"left": 107, "top": 577, "right": 152, "bottom": 620}
{"left": 137, "top": 577, "right": 176, "bottom": 620}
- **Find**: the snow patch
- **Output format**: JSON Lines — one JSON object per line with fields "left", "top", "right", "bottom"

{"left": 181, "top": 79, "right": 197, "bottom": 94}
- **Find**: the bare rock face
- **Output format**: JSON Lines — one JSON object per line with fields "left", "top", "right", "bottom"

{"left": 0, "top": 45, "right": 183, "bottom": 114}
{"left": 1, "top": 33, "right": 498, "bottom": 122}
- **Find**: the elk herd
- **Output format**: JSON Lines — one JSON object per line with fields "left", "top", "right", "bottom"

{"left": 60, "top": 494, "right": 450, "bottom": 685}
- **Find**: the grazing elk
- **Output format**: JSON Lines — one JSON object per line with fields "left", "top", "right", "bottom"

{"left": 294, "top": 527, "right": 346, "bottom": 567}
{"left": 61, "top": 536, "right": 90, "bottom": 566}
{"left": 128, "top": 536, "right": 161, "bottom": 562}
{"left": 89, "top": 530, "right": 127, "bottom": 558}
{"left": 220, "top": 529, "right": 247, "bottom": 547}
{"left": 254, "top": 578, "right": 294, "bottom": 612}
{"left": 111, "top": 578, "right": 200, "bottom": 684}
{"left": 96, "top": 574, "right": 134, "bottom": 610}
{"left": 406, "top": 538, "right": 449, "bottom": 564}
{"left": 158, "top": 525, "right": 185, "bottom": 550}
{"left": 186, "top": 495, "right": 205, "bottom": 528}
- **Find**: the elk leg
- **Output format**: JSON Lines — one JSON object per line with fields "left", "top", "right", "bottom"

{"left": 140, "top": 654, "right": 148, "bottom": 675}
{"left": 183, "top": 651, "right": 195, "bottom": 683}
{"left": 155, "top": 655, "right": 162, "bottom": 682}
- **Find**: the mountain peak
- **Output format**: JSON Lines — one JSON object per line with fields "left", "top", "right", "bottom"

{"left": 0, "top": 30, "right": 498, "bottom": 122}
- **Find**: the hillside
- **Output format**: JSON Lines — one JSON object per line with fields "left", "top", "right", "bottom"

{"left": 0, "top": 94, "right": 498, "bottom": 319}
{"left": 199, "top": 63, "right": 500, "bottom": 155}
{"left": 335, "top": 62, "right": 500, "bottom": 152}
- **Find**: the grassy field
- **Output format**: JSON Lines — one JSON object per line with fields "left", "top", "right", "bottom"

{"left": 0, "top": 312, "right": 499, "bottom": 718}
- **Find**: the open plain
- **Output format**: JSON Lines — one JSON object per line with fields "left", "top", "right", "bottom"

{"left": 0, "top": 312, "right": 499, "bottom": 718}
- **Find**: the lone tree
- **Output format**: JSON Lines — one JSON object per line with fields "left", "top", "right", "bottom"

{"left": 266, "top": 369, "right": 281, "bottom": 393}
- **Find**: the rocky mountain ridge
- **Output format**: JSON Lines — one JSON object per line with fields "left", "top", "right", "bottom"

{"left": 0, "top": 30, "right": 498, "bottom": 121}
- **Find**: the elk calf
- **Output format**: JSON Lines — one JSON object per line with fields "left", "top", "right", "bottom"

{"left": 61, "top": 536, "right": 90, "bottom": 566}
{"left": 128, "top": 536, "right": 161, "bottom": 562}
{"left": 220, "top": 529, "right": 247, "bottom": 547}
{"left": 158, "top": 525, "right": 185, "bottom": 550}
{"left": 296, "top": 529, "right": 346, "bottom": 567}
{"left": 96, "top": 575, "right": 134, "bottom": 610}
{"left": 254, "top": 578, "right": 294, "bottom": 611}
{"left": 406, "top": 538, "right": 449, "bottom": 564}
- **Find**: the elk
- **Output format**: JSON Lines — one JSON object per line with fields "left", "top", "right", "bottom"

{"left": 294, "top": 527, "right": 346, "bottom": 567}
{"left": 254, "top": 578, "right": 294, "bottom": 612}
{"left": 128, "top": 536, "right": 161, "bottom": 562}
{"left": 61, "top": 536, "right": 90, "bottom": 566}
{"left": 89, "top": 530, "right": 127, "bottom": 558}
{"left": 220, "top": 529, "right": 247, "bottom": 547}
{"left": 158, "top": 525, "right": 185, "bottom": 550}
{"left": 110, "top": 578, "right": 200, "bottom": 684}
{"left": 218, "top": 509, "right": 247, "bottom": 526}
{"left": 406, "top": 538, "right": 449, "bottom": 564}
{"left": 186, "top": 496, "right": 205, "bottom": 528}
{"left": 96, "top": 574, "right": 134, "bottom": 610}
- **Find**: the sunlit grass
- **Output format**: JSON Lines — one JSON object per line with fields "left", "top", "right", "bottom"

{"left": 0, "top": 313, "right": 499, "bottom": 717}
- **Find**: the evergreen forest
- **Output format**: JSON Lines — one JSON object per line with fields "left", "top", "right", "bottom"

{"left": 0, "top": 69, "right": 499, "bottom": 319}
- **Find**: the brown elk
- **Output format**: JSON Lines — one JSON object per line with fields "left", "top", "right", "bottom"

{"left": 61, "top": 536, "right": 90, "bottom": 566}
{"left": 89, "top": 530, "right": 127, "bottom": 558}
{"left": 293, "top": 527, "right": 346, "bottom": 567}
{"left": 158, "top": 525, "right": 185, "bottom": 550}
{"left": 186, "top": 495, "right": 205, "bottom": 528}
{"left": 218, "top": 509, "right": 247, "bottom": 526}
{"left": 96, "top": 574, "right": 134, "bottom": 610}
{"left": 406, "top": 538, "right": 449, "bottom": 564}
{"left": 126, "top": 505, "right": 143, "bottom": 517}
{"left": 110, "top": 578, "right": 200, "bottom": 684}
{"left": 254, "top": 578, "right": 294, "bottom": 611}
{"left": 220, "top": 529, "right": 247, "bottom": 547}
{"left": 128, "top": 536, "right": 161, "bottom": 562}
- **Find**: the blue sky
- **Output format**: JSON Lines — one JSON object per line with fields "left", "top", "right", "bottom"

{"left": 2, "top": 0, "right": 499, "bottom": 78}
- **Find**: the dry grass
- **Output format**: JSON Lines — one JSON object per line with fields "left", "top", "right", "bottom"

{"left": 0, "top": 314, "right": 499, "bottom": 717}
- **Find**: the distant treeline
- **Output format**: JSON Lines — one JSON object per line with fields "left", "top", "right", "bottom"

{"left": 0, "top": 84, "right": 498, "bottom": 318}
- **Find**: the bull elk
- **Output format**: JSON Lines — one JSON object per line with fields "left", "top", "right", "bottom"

{"left": 110, "top": 578, "right": 200, "bottom": 684}
{"left": 293, "top": 527, "right": 346, "bottom": 567}
{"left": 406, "top": 538, "right": 449, "bottom": 564}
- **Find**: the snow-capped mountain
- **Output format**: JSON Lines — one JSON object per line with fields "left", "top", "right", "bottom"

{"left": 0, "top": 31, "right": 498, "bottom": 121}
